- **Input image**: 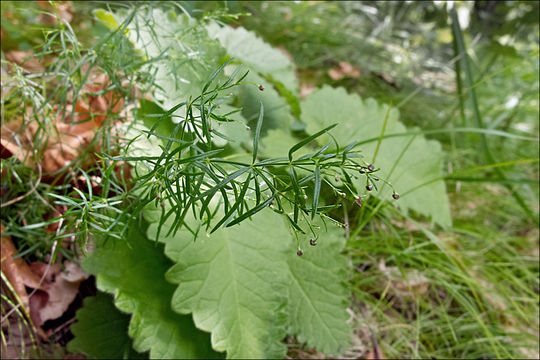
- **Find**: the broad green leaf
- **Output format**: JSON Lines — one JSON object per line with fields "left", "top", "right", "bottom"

{"left": 147, "top": 208, "right": 290, "bottom": 359}
{"left": 210, "top": 104, "right": 252, "bottom": 148}
{"left": 138, "top": 99, "right": 176, "bottom": 141}
{"left": 119, "top": 9, "right": 226, "bottom": 113}
{"left": 82, "top": 222, "right": 220, "bottom": 359}
{"left": 259, "top": 129, "right": 311, "bottom": 159}
{"left": 111, "top": 7, "right": 296, "bottom": 143}
{"left": 68, "top": 292, "right": 147, "bottom": 359}
{"left": 207, "top": 23, "right": 298, "bottom": 92}
{"left": 301, "top": 86, "right": 451, "bottom": 227}
{"left": 236, "top": 70, "right": 294, "bottom": 135}
{"left": 135, "top": 100, "right": 250, "bottom": 150}
{"left": 286, "top": 224, "right": 351, "bottom": 354}
{"left": 206, "top": 22, "right": 298, "bottom": 136}
{"left": 112, "top": 10, "right": 253, "bottom": 149}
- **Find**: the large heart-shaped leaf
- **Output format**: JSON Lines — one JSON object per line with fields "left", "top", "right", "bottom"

{"left": 147, "top": 208, "right": 290, "bottom": 359}
{"left": 81, "top": 223, "right": 220, "bottom": 359}
{"left": 301, "top": 86, "right": 451, "bottom": 227}
{"left": 68, "top": 292, "right": 147, "bottom": 359}
{"left": 207, "top": 23, "right": 298, "bottom": 92}
{"left": 286, "top": 223, "right": 351, "bottom": 354}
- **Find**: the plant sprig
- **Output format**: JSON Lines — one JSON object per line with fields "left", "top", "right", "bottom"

{"left": 103, "top": 65, "right": 396, "bottom": 242}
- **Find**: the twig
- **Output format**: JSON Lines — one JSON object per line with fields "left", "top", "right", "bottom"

{"left": 0, "top": 164, "right": 42, "bottom": 208}
{"left": 342, "top": 200, "right": 350, "bottom": 239}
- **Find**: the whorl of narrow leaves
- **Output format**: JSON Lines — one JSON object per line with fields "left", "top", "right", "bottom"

{"left": 113, "top": 75, "right": 387, "bottom": 239}
{"left": 95, "top": 6, "right": 398, "bottom": 240}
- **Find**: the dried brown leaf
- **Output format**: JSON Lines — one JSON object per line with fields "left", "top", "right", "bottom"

{"left": 1, "top": 223, "right": 44, "bottom": 313}
{"left": 1, "top": 72, "right": 125, "bottom": 174}
{"left": 27, "top": 261, "right": 89, "bottom": 326}
{"left": 36, "top": 1, "right": 74, "bottom": 24}
{"left": 4, "top": 51, "right": 48, "bottom": 73}
{"left": 300, "top": 83, "right": 315, "bottom": 99}
{"left": 328, "top": 62, "right": 362, "bottom": 80}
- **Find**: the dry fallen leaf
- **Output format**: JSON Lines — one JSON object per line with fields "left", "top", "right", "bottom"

{"left": 328, "top": 67, "right": 345, "bottom": 81}
{"left": 378, "top": 261, "right": 430, "bottom": 297}
{"left": 328, "top": 61, "right": 362, "bottom": 80}
{"left": 4, "top": 50, "right": 48, "bottom": 73}
{"left": 0, "top": 225, "right": 90, "bottom": 331}
{"left": 36, "top": 1, "right": 74, "bottom": 24}
{"left": 1, "top": 72, "right": 125, "bottom": 174}
{"left": 28, "top": 261, "right": 89, "bottom": 326}
{"left": 300, "top": 82, "right": 315, "bottom": 99}
{"left": 1, "top": 223, "right": 44, "bottom": 313}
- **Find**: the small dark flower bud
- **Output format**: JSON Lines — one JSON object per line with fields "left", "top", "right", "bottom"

{"left": 367, "top": 164, "right": 375, "bottom": 171}
{"left": 160, "top": 201, "right": 165, "bottom": 208}
{"left": 355, "top": 194, "right": 367, "bottom": 207}
{"left": 309, "top": 239, "right": 317, "bottom": 246}
{"left": 359, "top": 168, "right": 365, "bottom": 174}
{"left": 392, "top": 193, "right": 400, "bottom": 200}
{"left": 246, "top": 126, "right": 251, "bottom": 131}
{"left": 366, "top": 184, "right": 374, "bottom": 191}
{"left": 259, "top": 85, "right": 264, "bottom": 91}
{"left": 340, "top": 192, "right": 346, "bottom": 198}
{"left": 297, "top": 249, "right": 304, "bottom": 256}
{"left": 335, "top": 176, "right": 340, "bottom": 182}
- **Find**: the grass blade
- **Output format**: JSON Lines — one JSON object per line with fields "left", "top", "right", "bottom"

{"left": 372, "top": 104, "right": 392, "bottom": 164}
{"left": 451, "top": 7, "right": 538, "bottom": 225}
{"left": 252, "top": 102, "right": 264, "bottom": 164}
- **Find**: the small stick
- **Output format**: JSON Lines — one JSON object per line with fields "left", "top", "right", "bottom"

{"left": 1, "top": 164, "right": 42, "bottom": 208}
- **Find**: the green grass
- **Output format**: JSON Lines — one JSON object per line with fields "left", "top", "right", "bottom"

{"left": 347, "top": 189, "right": 538, "bottom": 358}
